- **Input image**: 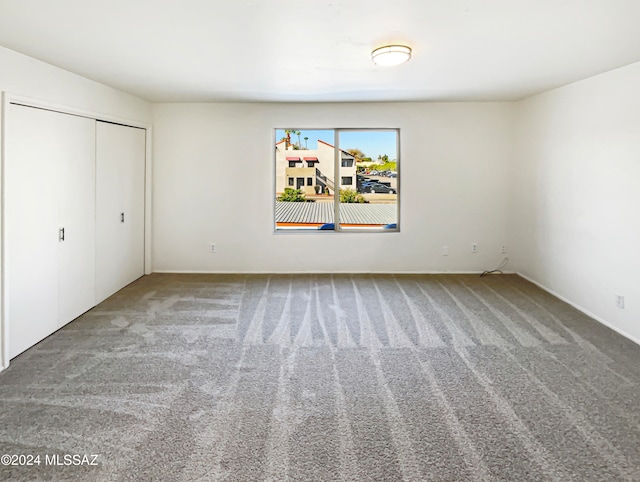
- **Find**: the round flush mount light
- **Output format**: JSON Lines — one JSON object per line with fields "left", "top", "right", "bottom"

{"left": 371, "top": 45, "right": 412, "bottom": 66}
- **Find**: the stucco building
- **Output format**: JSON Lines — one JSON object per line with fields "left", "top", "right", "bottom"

{"left": 275, "top": 138, "right": 356, "bottom": 195}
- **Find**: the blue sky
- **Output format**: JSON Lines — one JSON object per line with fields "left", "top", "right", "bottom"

{"left": 276, "top": 129, "right": 397, "bottom": 160}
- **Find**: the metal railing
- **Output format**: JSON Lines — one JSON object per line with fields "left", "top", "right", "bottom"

{"left": 315, "top": 168, "right": 335, "bottom": 193}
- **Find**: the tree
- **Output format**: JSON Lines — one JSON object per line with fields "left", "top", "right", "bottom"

{"left": 347, "top": 148, "right": 366, "bottom": 160}
{"left": 340, "top": 188, "right": 367, "bottom": 203}
{"left": 284, "top": 129, "right": 295, "bottom": 148}
{"left": 278, "top": 187, "right": 306, "bottom": 202}
{"left": 304, "top": 136, "right": 308, "bottom": 149}
{"left": 377, "top": 160, "right": 397, "bottom": 171}
{"left": 283, "top": 129, "right": 303, "bottom": 149}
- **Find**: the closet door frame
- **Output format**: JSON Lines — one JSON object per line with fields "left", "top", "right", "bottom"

{"left": 0, "top": 92, "right": 153, "bottom": 371}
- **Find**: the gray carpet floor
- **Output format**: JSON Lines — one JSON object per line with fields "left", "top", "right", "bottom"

{"left": 1, "top": 273, "right": 639, "bottom": 481}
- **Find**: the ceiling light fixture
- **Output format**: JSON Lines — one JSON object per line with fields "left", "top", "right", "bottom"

{"left": 371, "top": 45, "right": 412, "bottom": 66}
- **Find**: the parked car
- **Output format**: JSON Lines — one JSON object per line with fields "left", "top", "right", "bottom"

{"left": 358, "top": 180, "right": 378, "bottom": 192}
{"left": 366, "top": 183, "right": 396, "bottom": 194}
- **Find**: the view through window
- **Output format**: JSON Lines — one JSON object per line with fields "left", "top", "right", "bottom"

{"left": 274, "top": 129, "right": 399, "bottom": 231}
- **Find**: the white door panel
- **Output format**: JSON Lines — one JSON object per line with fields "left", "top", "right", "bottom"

{"left": 57, "top": 116, "right": 96, "bottom": 324}
{"left": 96, "top": 122, "right": 145, "bottom": 303}
{"left": 5, "top": 104, "right": 96, "bottom": 358}
{"left": 6, "top": 105, "right": 60, "bottom": 358}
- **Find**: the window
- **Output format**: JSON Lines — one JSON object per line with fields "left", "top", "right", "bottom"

{"left": 287, "top": 156, "right": 302, "bottom": 168}
{"left": 275, "top": 129, "right": 399, "bottom": 231}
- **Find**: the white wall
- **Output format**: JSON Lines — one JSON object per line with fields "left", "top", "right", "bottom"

{"left": 0, "top": 46, "right": 151, "bottom": 122}
{"left": 152, "top": 102, "right": 514, "bottom": 273}
{"left": 1, "top": 43, "right": 638, "bottom": 362}
{"left": 512, "top": 61, "right": 640, "bottom": 343}
{"left": 0, "top": 46, "right": 152, "bottom": 370}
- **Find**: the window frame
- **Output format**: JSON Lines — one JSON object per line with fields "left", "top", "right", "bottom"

{"left": 274, "top": 127, "right": 400, "bottom": 233}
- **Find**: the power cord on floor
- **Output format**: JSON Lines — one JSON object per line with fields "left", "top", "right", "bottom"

{"left": 480, "top": 257, "right": 509, "bottom": 277}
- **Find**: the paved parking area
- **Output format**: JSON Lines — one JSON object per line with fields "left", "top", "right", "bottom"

{"left": 360, "top": 175, "right": 398, "bottom": 190}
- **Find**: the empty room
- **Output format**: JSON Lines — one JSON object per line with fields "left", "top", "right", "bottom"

{"left": 1, "top": 1, "right": 639, "bottom": 480}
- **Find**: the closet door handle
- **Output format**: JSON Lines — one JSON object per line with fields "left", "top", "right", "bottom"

{"left": 59, "top": 227, "right": 65, "bottom": 242}
{"left": 121, "top": 212, "right": 125, "bottom": 223}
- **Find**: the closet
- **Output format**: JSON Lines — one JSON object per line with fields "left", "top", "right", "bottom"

{"left": 4, "top": 103, "right": 146, "bottom": 359}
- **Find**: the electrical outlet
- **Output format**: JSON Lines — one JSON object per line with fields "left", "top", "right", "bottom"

{"left": 472, "top": 243, "right": 478, "bottom": 253}
{"left": 501, "top": 245, "right": 507, "bottom": 254}
{"left": 442, "top": 246, "right": 449, "bottom": 256}
{"left": 210, "top": 243, "right": 216, "bottom": 253}
{"left": 616, "top": 294, "right": 625, "bottom": 309}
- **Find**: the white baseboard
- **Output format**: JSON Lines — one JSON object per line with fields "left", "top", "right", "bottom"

{"left": 151, "top": 270, "right": 518, "bottom": 275}
{"left": 517, "top": 272, "right": 640, "bottom": 347}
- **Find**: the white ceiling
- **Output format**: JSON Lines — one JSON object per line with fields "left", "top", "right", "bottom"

{"left": 1, "top": 0, "right": 640, "bottom": 103}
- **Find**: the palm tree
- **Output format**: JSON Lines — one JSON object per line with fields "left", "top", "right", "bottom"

{"left": 295, "top": 131, "right": 302, "bottom": 148}
{"left": 304, "top": 136, "right": 308, "bottom": 149}
{"left": 284, "top": 129, "right": 294, "bottom": 149}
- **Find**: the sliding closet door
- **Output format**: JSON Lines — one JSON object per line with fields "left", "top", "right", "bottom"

{"left": 57, "top": 116, "right": 97, "bottom": 324}
{"left": 5, "top": 104, "right": 96, "bottom": 358}
{"left": 6, "top": 105, "right": 59, "bottom": 358}
{"left": 95, "top": 122, "right": 146, "bottom": 303}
